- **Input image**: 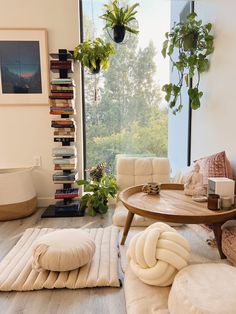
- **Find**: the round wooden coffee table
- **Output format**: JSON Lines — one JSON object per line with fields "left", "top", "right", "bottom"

{"left": 119, "top": 183, "right": 236, "bottom": 258}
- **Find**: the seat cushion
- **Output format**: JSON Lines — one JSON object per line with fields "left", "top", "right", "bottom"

{"left": 168, "top": 263, "right": 236, "bottom": 314}
{"left": 116, "top": 157, "right": 171, "bottom": 191}
{"left": 32, "top": 229, "right": 95, "bottom": 272}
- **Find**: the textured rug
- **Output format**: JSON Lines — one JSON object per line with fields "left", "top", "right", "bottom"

{"left": 0, "top": 226, "right": 120, "bottom": 291}
{"left": 120, "top": 224, "right": 231, "bottom": 314}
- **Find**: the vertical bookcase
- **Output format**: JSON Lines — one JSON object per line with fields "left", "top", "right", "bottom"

{"left": 42, "top": 49, "right": 84, "bottom": 218}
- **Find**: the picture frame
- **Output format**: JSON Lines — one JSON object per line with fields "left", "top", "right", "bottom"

{"left": 0, "top": 28, "right": 49, "bottom": 105}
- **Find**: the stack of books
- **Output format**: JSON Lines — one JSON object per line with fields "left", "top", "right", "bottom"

{"left": 51, "top": 78, "right": 75, "bottom": 85}
{"left": 53, "top": 171, "right": 78, "bottom": 183}
{"left": 55, "top": 188, "right": 79, "bottom": 199}
{"left": 44, "top": 49, "right": 82, "bottom": 217}
{"left": 54, "top": 200, "right": 80, "bottom": 213}
{"left": 52, "top": 146, "right": 76, "bottom": 157}
{"left": 53, "top": 157, "right": 76, "bottom": 170}
{"left": 50, "top": 60, "right": 74, "bottom": 72}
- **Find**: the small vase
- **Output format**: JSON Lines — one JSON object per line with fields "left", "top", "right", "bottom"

{"left": 113, "top": 24, "right": 126, "bottom": 43}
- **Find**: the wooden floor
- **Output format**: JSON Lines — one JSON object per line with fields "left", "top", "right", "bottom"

{"left": 0, "top": 208, "right": 126, "bottom": 314}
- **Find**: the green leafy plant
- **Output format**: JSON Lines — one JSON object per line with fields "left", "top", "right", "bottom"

{"left": 100, "top": 0, "right": 139, "bottom": 42}
{"left": 76, "top": 163, "right": 118, "bottom": 216}
{"left": 74, "top": 37, "right": 115, "bottom": 73}
{"left": 162, "top": 12, "right": 214, "bottom": 114}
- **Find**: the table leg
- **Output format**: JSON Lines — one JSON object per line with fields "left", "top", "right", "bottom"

{"left": 121, "top": 211, "right": 134, "bottom": 245}
{"left": 212, "top": 222, "right": 226, "bottom": 259}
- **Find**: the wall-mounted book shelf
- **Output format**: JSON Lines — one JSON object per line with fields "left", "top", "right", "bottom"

{"left": 41, "top": 49, "right": 84, "bottom": 218}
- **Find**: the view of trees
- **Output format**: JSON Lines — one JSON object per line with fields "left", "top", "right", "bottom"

{"left": 83, "top": 14, "right": 168, "bottom": 171}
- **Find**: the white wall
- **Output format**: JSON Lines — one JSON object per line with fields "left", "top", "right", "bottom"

{"left": 192, "top": 0, "right": 236, "bottom": 172}
{"left": 0, "top": 0, "right": 82, "bottom": 206}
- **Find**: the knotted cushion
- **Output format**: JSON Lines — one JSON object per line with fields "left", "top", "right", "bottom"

{"left": 32, "top": 229, "right": 95, "bottom": 272}
{"left": 168, "top": 263, "right": 236, "bottom": 314}
{"left": 127, "top": 222, "right": 190, "bottom": 286}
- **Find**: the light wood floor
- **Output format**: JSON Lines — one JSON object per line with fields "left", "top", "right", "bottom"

{"left": 0, "top": 208, "right": 126, "bottom": 314}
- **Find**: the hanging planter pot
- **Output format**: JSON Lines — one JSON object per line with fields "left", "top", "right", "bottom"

{"left": 161, "top": 12, "right": 214, "bottom": 114}
{"left": 73, "top": 38, "right": 115, "bottom": 73}
{"left": 113, "top": 24, "right": 126, "bottom": 43}
{"left": 183, "top": 31, "right": 198, "bottom": 50}
{"left": 100, "top": 0, "right": 139, "bottom": 44}
{"left": 89, "top": 59, "right": 101, "bottom": 74}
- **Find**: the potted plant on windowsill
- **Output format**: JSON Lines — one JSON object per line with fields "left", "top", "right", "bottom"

{"left": 76, "top": 163, "right": 118, "bottom": 217}
{"left": 161, "top": 12, "right": 214, "bottom": 114}
{"left": 100, "top": 0, "right": 139, "bottom": 43}
{"left": 74, "top": 37, "right": 115, "bottom": 74}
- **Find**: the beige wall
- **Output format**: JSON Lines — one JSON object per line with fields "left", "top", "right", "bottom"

{"left": 192, "top": 0, "right": 236, "bottom": 172}
{"left": 0, "top": 0, "right": 82, "bottom": 205}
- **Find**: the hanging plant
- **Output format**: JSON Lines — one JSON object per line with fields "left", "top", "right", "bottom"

{"left": 73, "top": 37, "right": 115, "bottom": 74}
{"left": 162, "top": 12, "right": 214, "bottom": 114}
{"left": 100, "top": 0, "right": 139, "bottom": 43}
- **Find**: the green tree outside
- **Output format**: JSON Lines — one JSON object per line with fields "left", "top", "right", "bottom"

{"left": 83, "top": 17, "right": 168, "bottom": 171}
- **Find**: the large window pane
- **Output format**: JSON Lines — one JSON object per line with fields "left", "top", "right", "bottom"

{"left": 82, "top": 0, "right": 170, "bottom": 171}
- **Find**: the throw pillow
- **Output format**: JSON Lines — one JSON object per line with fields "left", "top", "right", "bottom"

{"left": 196, "top": 151, "right": 233, "bottom": 186}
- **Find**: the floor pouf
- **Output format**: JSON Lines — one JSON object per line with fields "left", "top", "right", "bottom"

{"left": 168, "top": 263, "right": 236, "bottom": 314}
{"left": 32, "top": 229, "right": 96, "bottom": 272}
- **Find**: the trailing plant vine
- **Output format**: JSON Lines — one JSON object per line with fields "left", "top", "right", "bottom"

{"left": 162, "top": 12, "right": 214, "bottom": 114}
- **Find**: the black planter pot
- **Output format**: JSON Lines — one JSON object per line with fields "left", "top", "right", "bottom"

{"left": 183, "top": 31, "right": 198, "bottom": 50}
{"left": 89, "top": 59, "right": 101, "bottom": 74}
{"left": 113, "top": 24, "right": 126, "bottom": 43}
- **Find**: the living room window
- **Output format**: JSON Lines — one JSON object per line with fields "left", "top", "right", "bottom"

{"left": 81, "top": 0, "right": 170, "bottom": 171}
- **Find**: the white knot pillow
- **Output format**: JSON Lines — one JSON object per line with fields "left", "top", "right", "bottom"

{"left": 32, "top": 229, "right": 95, "bottom": 272}
{"left": 127, "top": 222, "right": 191, "bottom": 286}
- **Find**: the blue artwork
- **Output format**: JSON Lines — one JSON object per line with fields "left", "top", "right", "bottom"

{"left": 0, "top": 41, "right": 42, "bottom": 94}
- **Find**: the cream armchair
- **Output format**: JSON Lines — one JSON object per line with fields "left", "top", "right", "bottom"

{"left": 112, "top": 156, "right": 171, "bottom": 227}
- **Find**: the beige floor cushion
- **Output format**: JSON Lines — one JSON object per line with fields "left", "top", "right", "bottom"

{"left": 127, "top": 222, "right": 190, "bottom": 286}
{"left": 168, "top": 263, "right": 236, "bottom": 314}
{"left": 32, "top": 229, "right": 95, "bottom": 272}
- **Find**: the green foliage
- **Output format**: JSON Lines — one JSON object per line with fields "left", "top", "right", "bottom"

{"left": 162, "top": 12, "right": 214, "bottom": 114}
{"left": 100, "top": 0, "right": 139, "bottom": 34}
{"left": 74, "top": 37, "right": 115, "bottom": 72}
{"left": 76, "top": 163, "right": 118, "bottom": 216}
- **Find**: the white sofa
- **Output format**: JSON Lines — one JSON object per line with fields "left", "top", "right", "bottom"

{"left": 112, "top": 156, "right": 171, "bottom": 227}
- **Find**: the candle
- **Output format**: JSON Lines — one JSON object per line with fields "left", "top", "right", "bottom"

{"left": 221, "top": 196, "right": 232, "bottom": 210}
{"left": 208, "top": 194, "right": 220, "bottom": 210}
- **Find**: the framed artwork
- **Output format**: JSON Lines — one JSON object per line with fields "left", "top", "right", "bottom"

{"left": 0, "top": 28, "right": 49, "bottom": 105}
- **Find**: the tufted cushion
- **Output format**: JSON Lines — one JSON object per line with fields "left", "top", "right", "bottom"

{"left": 32, "top": 229, "right": 95, "bottom": 272}
{"left": 127, "top": 222, "right": 190, "bottom": 286}
{"left": 116, "top": 157, "right": 171, "bottom": 191}
{"left": 168, "top": 263, "right": 236, "bottom": 314}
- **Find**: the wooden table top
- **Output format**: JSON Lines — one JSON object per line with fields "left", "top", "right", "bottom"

{"left": 119, "top": 184, "right": 236, "bottom": 224}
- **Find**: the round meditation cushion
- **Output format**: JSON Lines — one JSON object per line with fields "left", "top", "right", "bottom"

{"left": 127, "top": 222, "right": 190, "bottom": 286}
{"left": 168, "top": 263, "right": 236, "bottom": 314}
{"left": 32, "top": 229, "right": 95, "bottom": 272}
